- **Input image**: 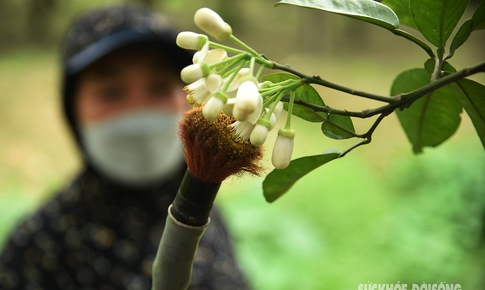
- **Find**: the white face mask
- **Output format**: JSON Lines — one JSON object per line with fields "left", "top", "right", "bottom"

{"left": 79, "top": 110, "right": 184, "bottom": 187}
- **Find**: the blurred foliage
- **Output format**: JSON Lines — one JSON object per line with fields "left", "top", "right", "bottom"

{"left": 218, "top": 138, "right": 485, "bottom": 289}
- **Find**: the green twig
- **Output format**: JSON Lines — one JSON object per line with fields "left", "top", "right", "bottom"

{"left": 400, "top": 60, "right": 485, "bottom": 106}
{"left": 338, "top": 110, "right": 393, "bottom": 158}
{"left": 291, "top": 61, "right": 485, "bottom": 117}
{"left": 272, "top": 62, "right": 398, "bottom": 103}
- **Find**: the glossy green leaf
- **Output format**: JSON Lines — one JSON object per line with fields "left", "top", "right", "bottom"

{"left": 276, "top": 0, "right": 399, "bottom": 31}
{"left": 451, "top": 79, "right": 485, "bottom": 149}
{"left": 381, "top": 0, "right": 416, "bottom": 28}
{"left": 450, "top": 19, "right": 474, "bottom": 55}
{"left": 321, "top": 114, "right": 356, "bottom": 139}
{"left": 410, "top": 0, "right": 469, "bottom": 48}
{"left": 450, "top": 1, "right": 485, "bottom": 54}
{"left": 261, "top": 73, "right": 327, "bottom": 122}
{"left": 392, "top": 69, "right": 462, "bottom": 153}
{"left": 473, "top": 0, "right": 485, "bottom": 30}
{"left": 263, "top": 149, "right": 341, "bottom": 202}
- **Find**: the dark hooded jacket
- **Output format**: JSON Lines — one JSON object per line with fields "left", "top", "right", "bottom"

{"left": 0, "top": 5, "right": 250, "bottom": 290}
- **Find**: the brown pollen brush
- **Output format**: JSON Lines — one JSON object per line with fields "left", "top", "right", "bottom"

{"left": 171, "top": 105, "right": 263, "bottom": 226}
{"left": 152, "top": 106, "right": 263, "bottom": 289}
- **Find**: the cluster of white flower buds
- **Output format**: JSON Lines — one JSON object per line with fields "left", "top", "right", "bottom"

{"left": 177, "top": 7, "right": 298, "bottom": 169}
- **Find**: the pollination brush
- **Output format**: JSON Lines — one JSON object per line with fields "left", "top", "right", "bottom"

{"left": 152, "top": 106, "right": 263, "bottom": 290}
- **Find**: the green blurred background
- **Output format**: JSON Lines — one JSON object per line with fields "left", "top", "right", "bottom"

{"left": 1, "top": 0, "right": 485, "bottom": 289}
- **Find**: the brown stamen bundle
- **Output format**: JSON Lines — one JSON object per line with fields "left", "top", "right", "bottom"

{"left": 179, "top": 106, "right": 264, "bottom": 184}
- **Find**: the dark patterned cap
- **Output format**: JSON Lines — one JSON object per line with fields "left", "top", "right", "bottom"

{"left": 60, "top": 4, "right": 192, "bottom": 154}
{"left": 62, "top": 4, "right": 192, "bottom": 75}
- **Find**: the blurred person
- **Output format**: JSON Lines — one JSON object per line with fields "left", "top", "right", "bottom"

{"left": 0, "top": 5, "right": 249, "bottom": 290}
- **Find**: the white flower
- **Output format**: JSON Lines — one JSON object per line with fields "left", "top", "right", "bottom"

{"left": 233, "top": 77, "right": 262, "bottom": 122}
{"left": 193, "top": 48, "right": 227, "bottom": 65}
{"left": 194, "top": 8, "right": 232, "bottom": 41}
{"left": 204, "top": 74, "right": 222, "bottom": 93}
{"left": 244, "top": 93, "right": 263, "bottom": 124}
{"left": 250, "top": 119, "right": 271, "bottom": 146}
{"left": 180, "top": 63, "right": 210, "bottom": 84}
{"left": 192, "top": 51, "right": 202, "bottom": 64}
{"left": 184, "top": 78, "right": 211, "bottom": 105}
{"left": 202, "top": 92, "right": 228, "bottom": 120}
{"left": 267, "top": 101, "right": 284, "bottom": 130}
{"left": 268, "top": 112, "right": 277, "bottom": 130}
{"left": 222, "top": 97, "right": 236, "bottom": 116}
{"left": 204, "top": 49, "right": 227, "bottom": 64}
{"left": 273, "top": 101, "right": 284, "bottom": 119}
{"left": 272, "top": 128, "right": 295, "bottom": 169}
{"left": 176, "top": 31, "right": 208, "bottom": 50}
{"left": 197, "top": 42, "right": 210, "bottom": 63}
{"left": 225, "top": 68, "right": 250, "bottom": 92}
{"left": 231, "top": 120, "right": 255, "bottom": 141}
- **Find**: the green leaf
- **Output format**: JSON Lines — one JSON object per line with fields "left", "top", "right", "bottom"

{"left": 392, "top": 68, "right": 462, "bottom": 153}
{"left": 321, "top": 114, "right": 356, "bottom": 139}
{"left": 450, "top": 19, "right": 474, "bottom": 55}
{"left": 381, "top": 0, "right": 416, "bottom": 28}
{"left": 409, "top": 0, "right": 469, "bottom": 48}
{"left": 451, "top": 79, "right": 485, "bottom": 149}
{"left": 472, "top": 0, "right": 485, "bottom": 30}
{"left": 261, "top": 73, "right": 327, "bottom": 122}
{"left": 276, "top": 0, "right": 399, "bottom": 31}
{"left": 449, "top": 1, "right": 485, "bottom": 54}
{"left": 263, "top": 149, "right": 341, "bottom": 202}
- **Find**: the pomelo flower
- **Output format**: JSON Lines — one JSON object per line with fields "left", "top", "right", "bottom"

{"left": 222, "top": 97, "right": 236, "bottom": 116}
{"left": 203, "top": 92, "right": 228, "bottom": 120}
{"left": 233, "top": 77, "right": 262, "bottom": 122}
{"left": 194, "top": 8, "right": 232, "bottom": 41}
{"left": 268, "top": 101, "right": 284, "bottom": 130}
{"left": 204, "top": 74, "right": 223, "bottom": 93}
{"left": 176, "top": 31, "right": 208, "bottom": 50}
{"left": 272, "top": 128, "right": 295, "bottom": 169}
{"left": 181, "top": 63, "right": 210, "bottom": 84}
{"left": 250, "top": 118, "right": 271, "bottom": 146}
{"left": 184, "top": 78, "right": 211, "bottom": 106}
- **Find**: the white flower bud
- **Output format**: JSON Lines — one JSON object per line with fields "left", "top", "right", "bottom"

{"left": 176, "top": 31, "right": 208, "bottom": 50}
{"left": 273, "top": 101, "right": 284, "bottom": 119}
{"left": 272, "top": 128, "right": 295, "bottom": 169}
{"left": 250, "top": 119, "right": 271, "bottom": 146}
{"left": 222, "top": 97, "right": 236, "bottom": 116}
{"left": 203, "top": 97, "right": 224, "bottom": 120}
{"left": 194, "top": 8, "right": 233, "bottom": 41}
{"left": 269, "top": 113, "right": 278, "bottom": 131}
{"left": 233, "top": 78, "right": 261, "bottom": 122}
{"left": 203, "top": 91, "right": 227, "bottom": 120}
{"left": 245, "top": 95, "right": 263, "bottom": 124}
{"left": 180, "top": 63, "right": 210, "bottom": 84}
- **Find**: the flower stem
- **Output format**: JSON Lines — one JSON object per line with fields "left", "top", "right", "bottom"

{"left": 229, "top": 34, "right": 260, "bottom": 56}
{"left": 285, "top": 90, "right": 296, "bottom": 129}
{"left": 255, "top": 64, "right": 265, "bottom": 80}
{"left": 222, "top": 61, "right": 248, "bottom": 92}
{"left": 210, "top": 53, "right": 247, "bottom": 72}
{"left": 209, "top": 41, "right": 246, "bottom": 55}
